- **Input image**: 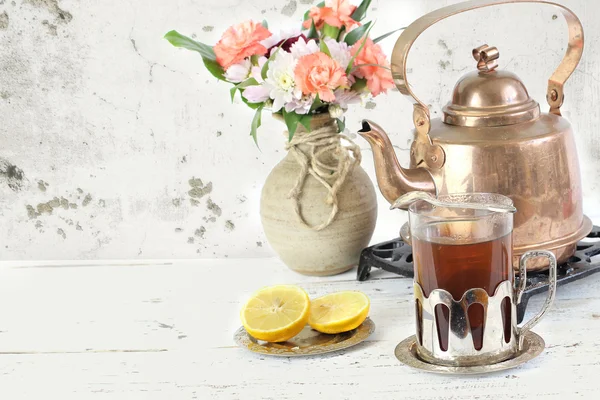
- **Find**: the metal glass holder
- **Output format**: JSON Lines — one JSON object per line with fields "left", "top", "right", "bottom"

{"left": 414, "top": 280, "right": 518, "bottom": 367}
{"left": 357, "top": 226, "right": 600, "bottom": 323}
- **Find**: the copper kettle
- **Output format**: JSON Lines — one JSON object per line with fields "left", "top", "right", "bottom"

{"left": 359, "top": 0, "right": 592, "bottom": 271}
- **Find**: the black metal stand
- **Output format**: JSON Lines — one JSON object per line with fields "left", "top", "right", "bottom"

{"left": 357, "top": 226, "right": 600, "bottom": 323}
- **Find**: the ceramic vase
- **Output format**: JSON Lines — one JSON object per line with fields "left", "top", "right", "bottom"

{"left": 260, "top": 115, "right": 377, "bottom": 276}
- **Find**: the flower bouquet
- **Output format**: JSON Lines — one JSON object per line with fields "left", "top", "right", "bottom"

{"left": 165, "top": 0, "right": 392, "bottom": 276}
{"left": 165, "top": 0, "right": 396, "bottom": 144}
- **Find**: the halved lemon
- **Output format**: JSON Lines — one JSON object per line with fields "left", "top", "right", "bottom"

{"left": 240, "top": 285, "right": 310, "bottom": 342}
{"left": 309, "top": 291, "right": 370, "bottom": 334}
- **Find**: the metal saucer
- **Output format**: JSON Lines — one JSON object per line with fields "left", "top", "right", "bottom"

{"left": 394, "top": 330, "right": 545, "bottom": 374}
{"left": 234, "top": 318, "right": 375, "bottom": 357}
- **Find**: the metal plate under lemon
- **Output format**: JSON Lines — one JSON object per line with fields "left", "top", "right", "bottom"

{"left": 394, "top": 330, "right": 545, "bottom": 375}
{"left": 234, "top": 318, "right": 375, "bottom": 357}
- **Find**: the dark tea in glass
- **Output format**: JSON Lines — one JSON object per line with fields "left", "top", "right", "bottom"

{"left": 409, "top": 194, "right": 514, "bottom": 352}
{"left": 406, "top": 192, "right": 558, "bottom": 367}
{"left": 412, "top": 227, "right": 513, "bottom": 350}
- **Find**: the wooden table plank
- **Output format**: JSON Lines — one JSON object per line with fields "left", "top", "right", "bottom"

{"left": 0, "top": 259, "right": 599, "bottom": 398}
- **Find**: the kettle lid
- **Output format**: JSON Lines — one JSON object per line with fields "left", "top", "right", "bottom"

{"left": 443, "top": 45, "right": 540, "bottom": 128}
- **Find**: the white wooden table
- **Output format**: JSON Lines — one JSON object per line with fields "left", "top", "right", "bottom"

{"left": 0, "top": 258, "right": 599, "bottom": 399}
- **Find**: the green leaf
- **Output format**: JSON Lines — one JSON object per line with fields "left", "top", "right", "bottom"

{"left": 351, "top": 77, "right": 368, "bottom": 92}
{"left": 336, "top": 117, "right": 346, "bottom": 133}
{"left": 351, "top": 0, "right": 372, "bottom": 22}
{"left": 322, "top": 23, "right": 340, "bottom": 40}
{"left": 319, "top": 39, "right": 331, "bottom": 57}
{"left": 202, "top": 58, "right": 226, "bottom": 81}
{"left": 373, "top": 27, "right": 406, "bottom": 43}
{"left": 309, "top": 94, "right": 324, "bottom": 113}
{"left": 250, "top": 106, "right": 263, "bottom": 147}
{"left": 344, "top": 21, "right": 371, "bottom": 46}
{"left": 299, "top": 114, "right": 312, "bottom": 132}
{"left": 345, "top": 22, "right": 374, "bottom": 73}
{"left": 262, "top": 19, "right": 268, "bottom": 29}
{"left": 164, "top": 30, "right": 216, "bottom": 60}
{"left": 283, "top": 110, "right": 302, "bottom": 141}
{"left": 307, "top": 19, "right": 319, "bottom": 39}
{"left": 164, "top": 31, "right": 227, "bottom": 81}
{"left": 261, "top": 58, "right": 270, "bottom": 80}
{"left": 230, "top": 87, "right": 237, "bottom": 102}
{"left": 236, "top": 78, "right": 259, "bottom": 89}
{"left": 303, "top": 1, "right": 325, "bottom": 21}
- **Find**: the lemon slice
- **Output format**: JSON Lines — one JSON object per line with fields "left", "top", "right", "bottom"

{"left": 240, "top": 285, "right": 310, "bottom": 342}
{"left": 309, "top": 291, "right": 370, "bottom": 334}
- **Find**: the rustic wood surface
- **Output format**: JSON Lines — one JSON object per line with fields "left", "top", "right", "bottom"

{"left": 0, "top": 259, "right": 598, "bottom": 399}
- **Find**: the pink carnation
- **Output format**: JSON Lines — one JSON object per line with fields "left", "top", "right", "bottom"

{"left": 213, "top": 21, "right": 271, "bottom": 69}
{"left": 303, "top": 0, "right": 358, "bottom": 30}
{"left": 351, "top": 38, "right": 394, "bottom": 97}
{"left": 294, "top": 52, "right": 348, "bottom": 102}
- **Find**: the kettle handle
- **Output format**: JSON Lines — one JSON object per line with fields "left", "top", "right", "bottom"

{"left": 391, "top": 0, "right": 584, "bottom": 169}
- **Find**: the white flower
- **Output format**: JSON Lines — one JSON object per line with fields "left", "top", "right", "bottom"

{"left": 332, "top": 89, "right": 361, "bottom": 109}
{"left": 324, "top": 39, "right": 352, "bottom": 71}
{"left": 289, "top": 37, "right": 319, "bottom": 59}
{"left": 241, "top": 57, "right": 270, "bottom": 104}
{"left": 263, "top": 51, "right": 298, "bottom": 112}
{"left": 260, "top": 26, "right": 302, "bottom": 50}
{"left": 224, "top": 59, "right": 251, "bottom": 83}
{"left": 242, "top": 85, "right": 270, "bottom": 103}
{"left": 285, "top": 94, "right": 314, "bottom": 115}
{"left": 328, "top": 104, "right": 344, "bottom": 119}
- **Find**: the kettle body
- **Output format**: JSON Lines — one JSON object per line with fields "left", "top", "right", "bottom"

{"left": 358, "top": 0, "right": 591, "bottom": 271}
{"left": 420, "top": 115, "right": 589, "bottom": 270}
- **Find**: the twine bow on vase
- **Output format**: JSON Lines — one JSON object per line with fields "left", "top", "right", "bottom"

{"left": 285, "top": 122, "right": 362, "bottom": 231}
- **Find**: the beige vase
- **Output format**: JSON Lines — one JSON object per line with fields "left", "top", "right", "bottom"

{"left": 260, "top": 114, "right": 378, "bottom": 276}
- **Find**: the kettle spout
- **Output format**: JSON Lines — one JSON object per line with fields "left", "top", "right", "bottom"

{"left": 358, "top": 120, "right": 436, "bottom": 205}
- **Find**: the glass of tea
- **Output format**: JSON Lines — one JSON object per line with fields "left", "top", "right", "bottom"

{"left": 408, "top": 193, "right": 557, "bottom": 367}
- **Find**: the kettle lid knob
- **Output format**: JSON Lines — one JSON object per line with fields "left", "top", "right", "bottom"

{"left": 472, "top": 44, "right": 499, "bottom": 72}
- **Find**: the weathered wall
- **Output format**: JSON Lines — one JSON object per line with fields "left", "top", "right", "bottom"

{"left": 0, "top": 0, "right": 599, "bottom": 260}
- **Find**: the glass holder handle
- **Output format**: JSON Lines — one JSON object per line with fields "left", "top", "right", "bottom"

{"left": 515, "top": 250, "right": 558, "bottom": 349}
